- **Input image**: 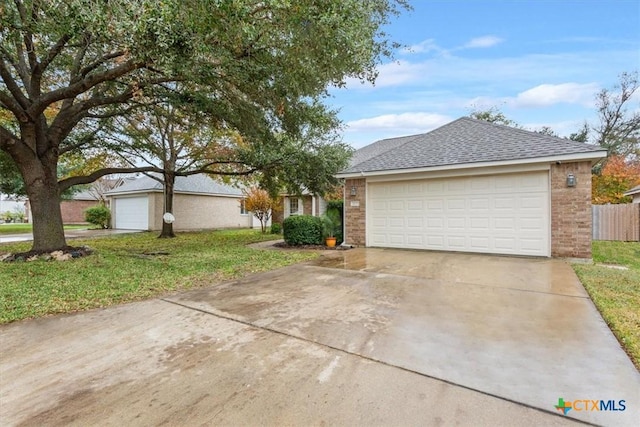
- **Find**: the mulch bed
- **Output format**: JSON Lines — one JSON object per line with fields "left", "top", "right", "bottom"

{"left": 1, "top": 246, "right": 93, "bottom": 262}
{"left": 273, "top": 242, "right": 351, "bottom": 250}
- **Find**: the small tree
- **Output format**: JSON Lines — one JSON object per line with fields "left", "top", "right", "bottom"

{"left": 243, "top": 187, "right": 280, "bottom": 233}
{"left": 592, "top": 155, "right": 640, "bottom": 204}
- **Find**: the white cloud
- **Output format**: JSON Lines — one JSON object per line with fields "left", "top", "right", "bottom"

{"left": 402, "top": 39, "right": 444, "bottom": 55}
{"left": 513, "top": 82, "right": 600, "bottom": 107}
{"left": 463, "top": 36, "right": 504, "bottom": 49}
{"left": 346, "top": 112, "right": 452, "bottom": 135}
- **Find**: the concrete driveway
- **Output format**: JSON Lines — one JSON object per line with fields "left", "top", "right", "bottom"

{"left": 1, "top": 248, "right": 638, "bottom": 426}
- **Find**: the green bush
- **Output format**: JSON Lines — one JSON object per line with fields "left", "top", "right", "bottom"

{"left": 283, "top": 215, "right": 323, "bottom": 245}
{"left": 325, "top": 201, "right": 344, "bottom": 244}
{"left": 84, "top": 204, "right": 111, "bottom": 229}
{"left": 270, "top": 222, "right": 282, "bottom": 234}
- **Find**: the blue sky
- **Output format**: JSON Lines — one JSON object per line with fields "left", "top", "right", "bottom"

{"left": 329, "top": 0, "right": 640, "bottom": 148}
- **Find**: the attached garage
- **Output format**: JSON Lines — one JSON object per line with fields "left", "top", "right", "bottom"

{"left": 112, "top": 196, "right": 149, "bottom": 230}
{"left": 338, "top": 117, "right": 607, "bottom": 259}
{"left": 367, "top": 171, "right": 549, "bottom": 256}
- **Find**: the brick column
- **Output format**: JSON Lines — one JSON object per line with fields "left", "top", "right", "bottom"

{"left": 344, "top": 178, "right": 366, "bottom": 246}
{"left": 550, "top": 161, "right": 593, "bottom": 258}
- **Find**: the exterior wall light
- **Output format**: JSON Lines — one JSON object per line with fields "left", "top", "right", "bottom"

{"left": 566, "top": 173, "right": 576, "bottom": 187}
{"left": 350, "top": 186, "right": 357, "bottom": 197}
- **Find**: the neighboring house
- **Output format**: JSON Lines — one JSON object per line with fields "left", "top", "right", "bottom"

{"left": 24, "top": 177, "right": 125, "bottom": 224}
{"left": 624, "top": 185, "right": 640, "bottom": 203}
{"left": 0, "top": 194, "right": 25, "bottom": 216}
{"left": 25, "top": 189, "right": 101, "bottom": 224}
{"left": 60, "top": 189, "right": 103, "bottom": 224}
{"left": 105, "top": 174, "right": 252, "bottom": 231}
{"left": 272, "top": 191, "right": 327, "bottom": 225}
{"left": 336, "top": 117, "right": 607, "bottom": 259}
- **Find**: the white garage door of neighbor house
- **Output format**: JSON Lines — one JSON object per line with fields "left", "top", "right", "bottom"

{"left": 367, "top": 171, "right": 550, "bottom": 256}
{"left": 114, "top": 196, "right": 149, "bottom": 230}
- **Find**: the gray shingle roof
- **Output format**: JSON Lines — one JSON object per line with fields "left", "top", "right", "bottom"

{"left": 106, "top": 173, "right": 243, "bottom": 196}
{"left": 341, "top": 117, "right": 606, "bottom": 174}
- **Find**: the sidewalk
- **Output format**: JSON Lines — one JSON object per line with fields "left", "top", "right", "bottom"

{"left": 0, "top": 228, "right": 142, "bottom": 244}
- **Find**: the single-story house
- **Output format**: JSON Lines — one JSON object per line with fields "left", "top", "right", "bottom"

{"left": 272, "top": 191, "right": 327, "bottom": 225}
{"left": 24, "top": 177, "right": 126, "bottom": 224}
{"left": 624, "top": 185, "right": 640, "bottom": 203}
{"left": 336, "top": 117, "right": 607, "bottom": 259}
{"left": 25, "top": 189, "right": 102, "bottom": 224}
{"left": 105, "top": 174, "right": 252, "bottom": 231}
{"left": 60, "top": 189, "right": 102, "bottom": 224}
{"left": 0, "top": 194, "right": 25, "bottom": 218}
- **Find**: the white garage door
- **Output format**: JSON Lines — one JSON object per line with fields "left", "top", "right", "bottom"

{"left": 368, "top": 171, "right": 550, "bottom": 256}
{"left": 114, "top": 196, "right": 149, "bottom": 230}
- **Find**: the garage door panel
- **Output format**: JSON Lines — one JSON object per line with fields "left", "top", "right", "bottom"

{"left": 407, "top": 200, "right": 423, "bottom": 210}
{"left": 389, "top": 200, "right": 404, "bottom": 210}
{"left": 389, "top": 217, "right": 404, "bottom": 228}
{"left": 470, "top": 236, "right": 490, "bottom": 250}
{"left": 407, "top": 234, "right": 423, "bottom": 245}
{"left": 447, "top": 217, "right": 465, "bottom": 229}
{"left": 389, "top": 234, "right": 405, "bottom": 244}
{"left": 447, "top": 236, "right": 467, "bottom": 248}
{"left": 407, "top": 217, "right": 423, "bottom": 228}
{"left": 427, "top": 217, "right": 444, "bottom": 228}
{"left": 372, "top": 200, "right": 388, "bottom": 211}
{"left": 367, "top": 171, "right": 550, "bottom": 256}
{"left": 470, "top": 198, "right": 489, "bottom": 210}
{"left": 470, "top": 217, "right": 489, "bottom": 229}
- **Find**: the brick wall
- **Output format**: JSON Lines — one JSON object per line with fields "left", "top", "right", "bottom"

{"left": 60, "top": 200, "right": 99, "bottom": 223}
{"left": 272, "top": 200, "right": 284, "bottom": 225}
{"left": 344, "top": 178, "right": 366, "bottom": 246}
{"left": 302, "top": 196, "right": 312, "bottom": 216}
{"left": 550, "top": 161, "right": 593, "bottom": 258}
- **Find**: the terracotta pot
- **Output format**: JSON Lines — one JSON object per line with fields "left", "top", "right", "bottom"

{"left": 325, "top": 237, "right": 337, "bottom": 248}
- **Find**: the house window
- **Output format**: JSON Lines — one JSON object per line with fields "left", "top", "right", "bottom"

{"left": 289, "top": 198, "right": 299, "bottom": 215}
{"left": 240, "top": 199, "right": 248, "bottom": 215}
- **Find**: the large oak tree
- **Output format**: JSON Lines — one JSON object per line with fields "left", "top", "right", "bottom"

{"left": 1, "top": 0, "right": 406, "bottom": 251}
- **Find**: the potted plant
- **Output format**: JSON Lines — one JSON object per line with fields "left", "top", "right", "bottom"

{"left": 321, "top": 211, "right": 341, "bottom": 248}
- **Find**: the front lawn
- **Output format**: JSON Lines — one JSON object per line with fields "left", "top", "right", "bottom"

{"left": 573, "top": 241, "right": 640, "bottom": 370}
{"left": 0, "top": 229, "right": 315, "bottom": 323}
{"left": 0, "top": 224, "right": 88, "bottom": 235}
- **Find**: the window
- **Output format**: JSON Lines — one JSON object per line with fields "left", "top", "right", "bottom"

{"left": 289, "top": 198, "right": 299, "bottom": 215}
{"left": 240, "top": 199, "right": 248, "bottom": 215}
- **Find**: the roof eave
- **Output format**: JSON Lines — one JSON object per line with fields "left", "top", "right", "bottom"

{"left": 336, "top": 151, "right": 607, "bottom": 179}
{"left": 105, "top": 189, "right": 242, "bottom": 198}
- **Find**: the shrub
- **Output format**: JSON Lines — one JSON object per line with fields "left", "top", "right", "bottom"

{"left": 85, "top": 204, "right": 111, "bottom": 229}
{"left": 270, "top": 222, "right": 282, "bottom": 234}
{"left": 283, "top": 215, "right": 323, "bottom": 245}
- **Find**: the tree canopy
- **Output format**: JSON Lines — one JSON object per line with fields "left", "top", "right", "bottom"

{"left": 0, "top": 0, "right": 407, "bottom": 251}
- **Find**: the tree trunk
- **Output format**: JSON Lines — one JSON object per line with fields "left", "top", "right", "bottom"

{"left": 158, "top": 172, "right": 176, "bottom": 238}
{"left": 23, "top": 162, "right": 68, "bottom": 252}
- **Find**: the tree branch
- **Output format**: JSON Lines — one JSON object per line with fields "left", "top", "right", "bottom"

{"left": 29, "top": 59, "right": 142, "bottom": 117}
{"left": 58, "top": 166, "right": 163, "bottom": 191}
{"left": 0, "top": 125, "right": 20, "bottom": 151}
{"left": 75, "top": 50, "right": 127, "bottom": 82}
{"left": 31, "top": 34, "right": 72, "bottom": 96}
{"left": 0, "top": 58, "right": 30, "bottom": 110}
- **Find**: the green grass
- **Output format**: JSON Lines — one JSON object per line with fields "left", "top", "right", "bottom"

{"left": 0, "top": 229, "right": 316, "bottom": 323}
{"left": 573, "top": 241, "right": 640, "bottom": 369}
{"left": 0, "top": 224, "right": 88, "bottom": 235}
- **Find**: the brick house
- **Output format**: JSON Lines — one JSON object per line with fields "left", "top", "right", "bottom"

{"left": 271, "top": 191, "right": 327, "bottom": 225}
{"left": 336, "top": 117, "right": 606, "bottom": 259}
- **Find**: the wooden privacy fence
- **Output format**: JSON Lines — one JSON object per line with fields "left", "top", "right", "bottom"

{"left": 592, "top": 203, "right": 640, "bottom": 241}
